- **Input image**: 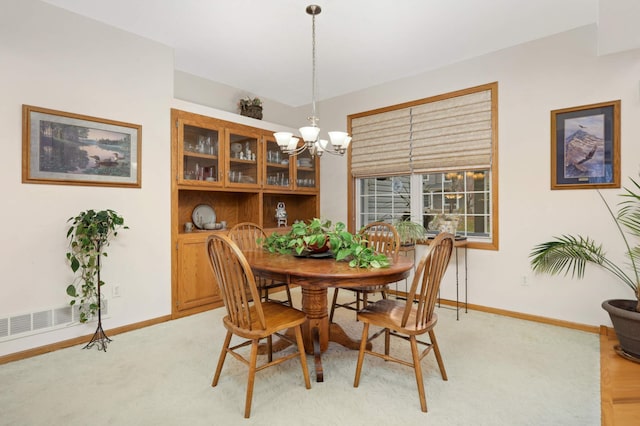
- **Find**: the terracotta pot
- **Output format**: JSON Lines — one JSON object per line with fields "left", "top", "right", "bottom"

{"left": 602, "top": 299, "right": 640, "bottom": 359}
{"left": 306, "top": 236, "right": 329, "bottom": 254}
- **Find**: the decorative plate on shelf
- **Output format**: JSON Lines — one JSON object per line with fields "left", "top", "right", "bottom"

{"left": 192, "top": 204, "right": 216, "bottom": 229}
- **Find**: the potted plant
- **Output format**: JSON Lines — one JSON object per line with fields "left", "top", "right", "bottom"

{"left": 261, "top": 218, "right": 390, "bottom": 268}
{"left": 529, "top": 177, "right": 640, "bottom": 361}
{"left": 393, "top": 218, "right": 427, "bottom": 246}
{"left": 66, "top": 209, "right": 128, "bottom": 350}
{"left": 238, "top": 96, "right": 263, "bottom": 120}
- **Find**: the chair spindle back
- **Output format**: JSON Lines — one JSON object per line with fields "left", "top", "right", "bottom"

{"left": 359, "top": 222, "right": 401, "bottom": 262}
{"left": 207, "top": 234, "right": 266, "bottom": 331}
{"left": 401, "top": 232, "right": 454, "bottom": 329}
{"left": 228, "top": 222, "right": 266, "bottom": 251}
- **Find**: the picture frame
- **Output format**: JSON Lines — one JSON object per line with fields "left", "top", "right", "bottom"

{"left": 550, "top": 100, "right": 620, "bottom": 190}
{"left": 22, "top": 105, "right": 141, "bottom": 188}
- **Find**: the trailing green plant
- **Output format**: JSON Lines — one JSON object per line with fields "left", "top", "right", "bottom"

{"left": 65, "top": 209, "right": 128, "bottom": 323}
{"left": 529, "top": 177, "right": 640, "bottom": 312}
{"left": 393, "top": 218, "right": 427, "bottom": 245}
{"left": 261, "top": 218, "right": 390, "bottom": 268}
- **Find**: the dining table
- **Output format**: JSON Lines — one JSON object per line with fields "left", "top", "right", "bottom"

{"left": 243, "top": 249, "right": 413, "bottom": 382}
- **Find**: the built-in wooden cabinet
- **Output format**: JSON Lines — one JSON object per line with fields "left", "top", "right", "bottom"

{"left": 171, "top": 108, "right": 320, "bottom": 318}
{"left": 175, "top": 234, "right": 220, "bottom": 313}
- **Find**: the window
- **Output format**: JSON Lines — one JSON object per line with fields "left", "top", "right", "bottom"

{"left": 348, "top": 83, "right": 498, "bottom": 249}
{"left": 358, "top": 176, "right": 412, "bottom": 225}
{"left": 421, "top": 170, "right": 491, "bottom": 237}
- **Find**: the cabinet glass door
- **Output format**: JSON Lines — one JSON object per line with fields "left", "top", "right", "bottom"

{"left": 180, "top": 124, "right": 220, "bottom": 185}
{"left": 264, "top": 136, "right": 291, "bottom": 189}
{"left": 295, "top": 150, "right": 317, "bottom": 190}
{"left": 227, "top": 130, "right": 259, "bottom": 186}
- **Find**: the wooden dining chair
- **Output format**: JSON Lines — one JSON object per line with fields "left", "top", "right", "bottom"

{"left": 353, "top": 232, "right": 455, "bottom": 413}
{"left": 329, "top": 221, "right": 400, "bottom": 322}
{"left": 228, "top": 222, "right": 293, "bottom": 306}
{"left": 206, "top": 234, "right": 311, "bottom": 418}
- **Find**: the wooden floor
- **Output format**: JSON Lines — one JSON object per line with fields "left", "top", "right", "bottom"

{"left": 600, "top": 328, "right": 640, "bottom": 425}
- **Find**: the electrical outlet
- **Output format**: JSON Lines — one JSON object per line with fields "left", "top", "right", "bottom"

{"left": 520, "top": 275, "right": 528, "bottom": 286}
{"left": 112, "top": 285, "right": 121, "bottom": 298}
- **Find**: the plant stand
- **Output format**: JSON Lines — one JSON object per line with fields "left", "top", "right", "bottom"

{"left": 83, "top": 318, "right": 111, "bottom": 351}
{"left": 83, "top": 282, "right": 111, "bottom": 351}
{"left": 82, "top": 252, "right": 111, "bottom": 351}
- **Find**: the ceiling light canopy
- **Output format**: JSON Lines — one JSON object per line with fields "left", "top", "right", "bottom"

{"left": 274, "top": 4, "right": 351, "bottom": 158}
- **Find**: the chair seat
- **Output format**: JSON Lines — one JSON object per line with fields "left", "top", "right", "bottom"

{"left": 358, "top": 299, "right": 439, "bottom": 335}
{"left": 223, "top": 302, "right": 307, "bottom": 339}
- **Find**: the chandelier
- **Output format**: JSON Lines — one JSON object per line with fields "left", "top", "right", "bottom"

{"left": 274, "top": 4, "right": 351, "bottom": 158}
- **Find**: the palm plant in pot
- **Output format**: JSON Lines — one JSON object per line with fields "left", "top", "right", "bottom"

{"left": 529, "top": 177, "right": 640, "bottom": 361}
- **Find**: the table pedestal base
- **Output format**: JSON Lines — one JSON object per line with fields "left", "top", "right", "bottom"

{"left": 259, "top": 287, "right": 370, "bottom": 382}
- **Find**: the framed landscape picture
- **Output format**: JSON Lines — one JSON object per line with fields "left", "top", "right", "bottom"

{"left": 550, "top": 100, "right": 620, "bottom": 190}
{"left": 22, "top": 105, "right": 141, "bottom": 188}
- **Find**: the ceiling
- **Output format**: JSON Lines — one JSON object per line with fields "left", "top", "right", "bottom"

{"left": 42, "top": 0, "right": 600, "bottom": 107}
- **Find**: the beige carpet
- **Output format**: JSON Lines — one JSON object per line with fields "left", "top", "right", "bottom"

{"left": 0, "top": 289, "right": 599, "bottom": 426}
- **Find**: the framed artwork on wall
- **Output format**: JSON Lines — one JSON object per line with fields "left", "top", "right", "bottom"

{"left": 550, "top": 100, "right": 620, "bottom": 190}
{"left": 22, "top": 105, "right": 142, "bottom": 188}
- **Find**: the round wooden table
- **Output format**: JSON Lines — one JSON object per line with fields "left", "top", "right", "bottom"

{"left": 243, "top": 250, "right": 413, "bottom": 382}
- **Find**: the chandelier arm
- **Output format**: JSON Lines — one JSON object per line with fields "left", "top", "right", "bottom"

{"left": 284, "top": 143, "right": 312, "bottom": 156}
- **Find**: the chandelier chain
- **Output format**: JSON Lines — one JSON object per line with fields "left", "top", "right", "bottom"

{"left": 310, "top": 11, "right": 318, "bottom": 125}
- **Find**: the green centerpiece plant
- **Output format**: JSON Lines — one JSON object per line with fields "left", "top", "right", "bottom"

{"left": 529, "top": 177, "right": 640, "bottom": 361}
{"left": 261, "top": 218, "right": 391, "bottom": 268}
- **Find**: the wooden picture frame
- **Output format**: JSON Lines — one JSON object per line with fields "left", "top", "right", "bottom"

{"left": 22, "top": 105, "right": 141, "bottom": 188}
{"left": 550, "top": 100, "right": 620, "bottom": 190}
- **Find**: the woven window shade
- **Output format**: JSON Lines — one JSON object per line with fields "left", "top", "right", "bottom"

{"left": 410, "top": 90, "right": 492, "bottom": 173}
{"left": 350, "top": 88, "right": 493, "bottom": 177}
{"left": 350, "top": 109, "right": 411, "bottom": 178}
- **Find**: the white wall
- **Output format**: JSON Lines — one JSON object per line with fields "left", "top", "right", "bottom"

{"left": 316, "top": 25, "right": 640, "bottom": 326}
{"left": 174, "top": 70, "right": 304, "bottom": 126}
{"left": 2, "top": 0, "right": 639, "bottom": 358}
{"left": 0, "top": 0, "right": 174, "bottom": 356}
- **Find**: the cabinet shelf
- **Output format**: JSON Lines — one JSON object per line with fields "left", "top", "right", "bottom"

{"left": 184, "top": 152, "right": 219, "bottom": 160}
{"left": 229, "top": 158, "right": 256, "bottom": 164}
